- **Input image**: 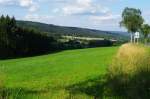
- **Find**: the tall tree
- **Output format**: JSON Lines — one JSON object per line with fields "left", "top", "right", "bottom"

{"left": 120, "top": 7, "right": 144, "bottom": 43}
{"left": 140, "top": 24, "right": 150, "bottom": 44}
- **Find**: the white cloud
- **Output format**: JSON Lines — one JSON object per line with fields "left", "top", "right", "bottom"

{"left": 19, "top": 0, "right": 33, "bottom": 7}
{"left": 89, "top": 14, "right": 121, "bottom": 28}
{"left": 24, "top": 14, "right": 54, "bottom": 23}
{"left": 29, "top": 3, "right": 39, "bottom": 12}
{"left": 0, "top": 0, "right": 39, "bottom": 12}
{"left": 49, "top": 0, "right": 122, "bottom": 30}
{"left": 57, "top": 0, "right": 110, "bottom": 16}
{"left": 90, "top": 14, "right": 120, "bottom": 22}
{"left": 20, "top": 0, "right": 39, "bottom": 12}
{"left": 0, "top": 0, "right": 16, "bottom": 5}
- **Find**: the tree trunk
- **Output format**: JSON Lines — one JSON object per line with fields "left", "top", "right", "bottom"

{"left": 130, "top": 33, "right": 133, "bottom": 43}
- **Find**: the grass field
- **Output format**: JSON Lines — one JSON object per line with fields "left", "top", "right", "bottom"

{"left": 0, "top": 47, "right": 118, "bottom": 99}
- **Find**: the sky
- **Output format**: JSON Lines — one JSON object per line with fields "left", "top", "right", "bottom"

{"left": 0, "top": 0, "right": 150, "bottom": 31}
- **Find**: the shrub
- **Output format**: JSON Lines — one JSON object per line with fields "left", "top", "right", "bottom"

{"left": 107, "top": 43, "right": 150, "bottom": 98}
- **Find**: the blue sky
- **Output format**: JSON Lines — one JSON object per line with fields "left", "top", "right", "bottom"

{"left": 0, "top": 0, "right": 150, "bottom": 31}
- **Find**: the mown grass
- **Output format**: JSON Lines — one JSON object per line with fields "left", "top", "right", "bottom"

{"left": 0, "top": 47, "right": 118, "bottom": 98}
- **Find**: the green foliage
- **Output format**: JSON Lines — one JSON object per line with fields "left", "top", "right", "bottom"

{"left": 0, "top": 15, "right": 56, "bottom": 58}
{"left": 120, "top": 7, "right": 144, "bottom": 33}
{"left": 140, "top": 24, "right": 150, "bottom": 44}
{"left": 88, "top": 40, "right": 113, "bottom": 47}
{"left": 120, "top": 7, "right": 144, "bottom": 42}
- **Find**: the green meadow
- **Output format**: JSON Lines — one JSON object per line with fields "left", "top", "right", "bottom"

{"left": 0, "top": 47, "right": 118, "bottom": 98}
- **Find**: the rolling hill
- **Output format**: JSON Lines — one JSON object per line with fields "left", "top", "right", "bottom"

{"left": 17, "top": 20, "right": 129, "bottom": 41}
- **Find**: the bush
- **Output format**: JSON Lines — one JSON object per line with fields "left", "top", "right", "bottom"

{"left": 88, "top": 40, "right": 113, "bottom": 47}
{"left": 107, "top": 43, "right": 150, "bottom": 98}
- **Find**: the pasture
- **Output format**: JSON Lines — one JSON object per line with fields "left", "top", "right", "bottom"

{"left": 0, "top": 47, "right": 118, "bottom": 98}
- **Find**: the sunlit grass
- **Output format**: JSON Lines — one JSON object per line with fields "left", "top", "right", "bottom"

{"left": 0, "top": 47, "right": 118, "bottom": 98}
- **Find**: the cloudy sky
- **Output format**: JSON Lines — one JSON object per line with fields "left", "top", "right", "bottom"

{"left": 0, "top": 0, "right": 150, "bottom": 31}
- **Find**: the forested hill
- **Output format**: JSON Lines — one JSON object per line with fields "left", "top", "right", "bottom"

{"left": 17, "top": 20, "right": 129, "bottom": 41}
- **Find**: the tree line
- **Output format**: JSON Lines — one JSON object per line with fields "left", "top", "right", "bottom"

{"left": 120, "top": 7, "right": 150, "bottom": 44}
{"left": 0, "top": 15, "right": 114, "bottom": 59}
{"left": 0, "top": 15, "right": 57, "bottom": 59}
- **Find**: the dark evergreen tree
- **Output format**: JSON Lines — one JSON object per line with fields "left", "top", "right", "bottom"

{"left": 0, "top": 15, "right": 57, "bottom": 58}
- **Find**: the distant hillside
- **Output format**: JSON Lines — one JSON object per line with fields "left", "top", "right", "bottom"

{"left": 17, "top": 20, "right": 129, "bottom": 41}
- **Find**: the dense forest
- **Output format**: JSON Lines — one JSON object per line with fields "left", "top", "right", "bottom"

{"left": 0, "top": 15, "right": 57, "bottom": 59}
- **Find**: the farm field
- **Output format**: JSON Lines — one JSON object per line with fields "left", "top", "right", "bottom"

{"left": 0, "top": 47, "right": 118, "bottom": 98}
{"left": 1, "top": 2, "right": 150, "bottom": 98}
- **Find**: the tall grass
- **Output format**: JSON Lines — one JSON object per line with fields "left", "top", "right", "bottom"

{"left": 108, "top": 43, "right": 150, "bottom": 98}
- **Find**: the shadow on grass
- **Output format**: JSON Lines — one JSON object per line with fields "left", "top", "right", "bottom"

{"left": 66, "top": 72, "right": 150, "bottom": 99}
{"left": 66, "top": 70, "right": 150, "bottom": 99}
{"left": 107, "top": 70, "right": 150, "bottom": 99}
{"left": 0, "top": 50, "right": 62, "bottom": 60}
{"left": 66, "top": 76, "right": 107, "bottom": 99}
{"left": 0, "top": 72, "right": 149, "bottom": 99}
{"left": 0, "top": 88, "right": 49, "bottom": 99}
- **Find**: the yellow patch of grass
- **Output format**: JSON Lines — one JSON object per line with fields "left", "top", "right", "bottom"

{"left": 109, "top": 43, "right": 150, "bottom": 76}
{"left": 108, "top": 43, "right": 150, "bottom": 98}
